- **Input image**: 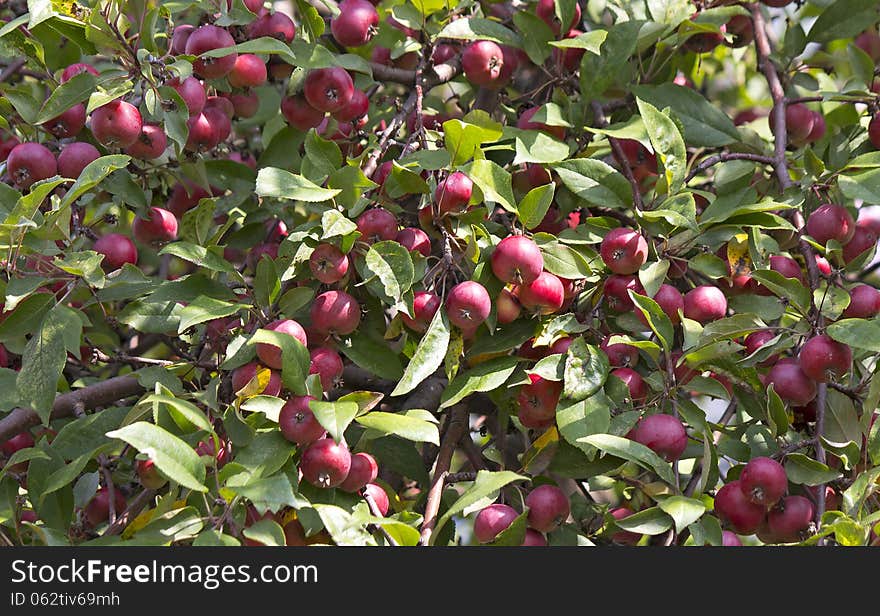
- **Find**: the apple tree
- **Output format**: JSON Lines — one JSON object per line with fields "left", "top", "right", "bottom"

{"left": 1, "top": 0, "right": 880, "bottom": 547}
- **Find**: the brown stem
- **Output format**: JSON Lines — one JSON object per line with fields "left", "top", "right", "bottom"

{"left": 685, "top": 152, "right": 775, "bottom": 183}
{"left": 104, "top": 489, "right": 156, "bottom": 536}
{"left": 591, "top": 101, "right": 645, "bottom": 211}
{"left": 684, "top": 398, "right": 737, "bottom": 497}
{"left": 363, "top": 491, "right": 399, "bottom": 547}
{"left": 0, "top": 58, "right": 26, "bottom": 83}
{"left": 419, "top": 405, "right": 468, "bottom": 545}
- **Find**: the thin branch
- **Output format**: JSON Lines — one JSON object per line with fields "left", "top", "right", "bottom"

{"left": 419, "top": 405, "right": 468, "bottom": 545}
{"left": 363, "top": 491, "right": 399, "bottom": 547}
{"left": 0, "top": 58, "right": 26, "bottom": 83}
{"left": 591, "top": 100, "right": 644, "bottom": 211}
{"left": 685, "top": 152, "right": 775, "bottom": 183}
{"left": 104, "top": 489, "right": 156, "bottom": 536}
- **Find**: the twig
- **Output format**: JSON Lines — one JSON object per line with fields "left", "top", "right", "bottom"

{"left": 419, "top": 405, "right": 468, "bottom": 545}
{"left": 591, "top": 100, "right": 644, "bottom": 211}
{"left": 104, "top": 489, "right": 156, "bottom": 536}
{"left": 684, "top": 398, "right": 737, "bottom": 497}
{"left": 685, "top": 152, "right": 775, "bottom": 183}
{"left": 363, "top": 491, "right": 399, "bottom": 547}
{"left": 0, "top": 58, "right": 26, "bottom": 83}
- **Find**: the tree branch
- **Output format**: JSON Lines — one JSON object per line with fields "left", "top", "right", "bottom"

{"left": 419, "top": 405, "right": 468, "bottom": 545}
{"left": 104, "top": 488, "right": 156, "bottom": 536}
{"left": 685, "top": 152, "right": 775, "bottom": 183}
{"left": 591, "top": 100, "right": 644, "bottom": 211}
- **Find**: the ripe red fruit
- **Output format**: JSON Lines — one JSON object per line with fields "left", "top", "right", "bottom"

{"left": 56, "top": 142, "right": 99, "bottom": 180}
{"left": 491, "top": 235, "right": 544, "bottom": 285}
{"left": 169, "top": 76, "right": 206, "bottom": 116}
{"left": 84, "top": 487, "right": 127, "bottom": 527}
{"left": 339, "top": 452, "right": 379, "bottom": 493}
{"left": 7, "top": 142, "right": 57, "bottom": 189}
{"left": 1, "top": 432, "right": 34, "bottom": 458}
{"left": 311, "top": 290, "right": 362, "bottom": 336}
{"left": 798, "top": 335, "right": 852, "bottom": 383}
{"left": 739, "top": 456, "right": 787, "bottom": 507}
{"left": 629, "top": 414, "right": 687, "bottom": 461}
{"left": 331, "top": 0, "right": 378, "bottom": 48}
{"left": 525, "top": 484, "right": 570, "bottom": 533}
{"left": 0, "top": 133, "right": 19, "bottom": 162}
{"left": 683, "top": 23, "right": 726, "bottom": 53}
{"left": 522, "top": 529, "right": 548, "bottom": 546}
{"left": 170, "top": 24, "right": 193, "bottom": 55}
{"left": 608, "top": 507, "right": 641, "bottom": 545}
{"left": 599, "top": 227, "right": 648, "bottom": 274}
{"left": 769, "top": 254, "right": 804, "bottom": 284}
{"left": 167, "top": 183, "right": 210, "bottom": 218}
{"left": 227, "top": 54, "right": 267, "bottom": 89}
{"left": 600, "top": 335, "right": 639, "bottom": 368}
{"left": 473, "top": 503, "right": 518, "bottom": 543}
{"left": 61, "top": 62, "right": 99, "bottom": 82}
{"left": 309, "top": 243, "right": 350, "bottom": 284}
{"left": 309, "top": 346, "right": 344, "bottom": 391}
{"left": 185, "top": 113, "right": 218, "bottom": 152}
{"left": 743, "top": 330, "right": 779, "bottom": 366}
{"left": 333, "top": 88, "right": 370, "bottom": 123}
{"left": 281, "top": 93, "right": 325, "bottom": 130}
{"left": 206, "top": 95, "right": 235, "bottom": 120}
{"left": 643, "top": 284, "right": 684, "bottom": 325}
{"left": 125, "top": 124, "right": 167, "bottom": 160}
{"left": 401, "top": 291, "right": 442, "bottom": 333}
{"left": 94, "top": 233, "right": 138, "bottom": 270}
{"left": 714, "top": 480, "right": 766, "bottom": 534}
{"left": 304, "top": 68, "right": 354, "bottom": 113}
{"left": 445, "top": 281, "right": 491, "bottom": 329}
{"left": 45, "top": 103, "right": 86, "bottom": 138}
{"left": 195, "top": 436, "right": 231, "bottom": 467}
{"left": 185, "top": 25, "right": 237, "bottom": 79}
{"left": 855, "top": 30, "right": 880, "bottom": 61}
{"left": 356, "top": 207, "right": 397, "bottom": 243}
{"left": 518, "top": 271, "right": 565, "bottom": 315}
{"left": 603, "top": 274, "right": 643, "bottom": 313}
{"left": 90, "top": 100, "right": 143, "bottom": 148}
{"left": 554, "top": 29, "right": 586, "bottom": 70}
{"left": 496, "top": 288, "right": 522, "bottom": 324}
{"left": 517, "top": 374, "right": 562, "bottom": 429}
{"left": 279, "top": 396, "right": 326, "bottom": 445}
{"left": 766, "top": 359, "right": 817, "bottom": 406}
{"left": 517, "top": 106, "right": 566, "bottom": 140}
{"left": 248, "top": 11, "right": 296, "bottom": 43}
{"left": 722, "top": 530, "right": 743, "bottom": 546}
{"left": 536, "top": 0, "right": 581, "bottom": 35}
{"left": 869, "top": 115, "right": 880, "bottom": 149}
{"left": 761, "top": 0, "right": 793, "bottom": 6}
{"left": 396, "top": 227, "right": 431, "bottom": 257}
{"left": 612, "top": 367, "right": 647, "bottom": 402}
{"left": 781, "top": 103, "right": 815, "bottom": 143}
{"left": 806, "top": 203, "right": 855, "bottom": 246}
{"left": 432, "top": 44, "right": 458, "bottom": 64}
{"left": 255, "top": 319, "right": 308, "bottom": 369}
{"left": 726, "top": 15, "right": 754, "bottom": 48}
{"left": 461, "top": 40, "right": 505, "bottom": 87}
{"left": 806, "top": 111, "right": 826, "bottom": 143}
{"left": 435, "top": 171, "right": 473, "bottom": 214}
{"left": 132, "top": 207, "right": 178, "bottom": 245}
{"left": 842, "top": 225, "right": 877, "bottom": 264}
{"left": 767, "top": 495, "right": 814, "bottom": 543}
{"left": 843, "top": 284, "right": 880, "bottom": 318}
{"left": 364, "top": 483, "right": 389, "bottom": 516}
{"left": 226, "top": 90, "right": 259, "bottom": 119}
{"left": 683, "top": 285, "right": 727, "bottom": 323}
{"left": 300, "top": 438, "right": 352, "bottom": 488}
{"left": 136, "top": 458, "right": 167, "bottom": 490}
{"left": 618, "top": 139, "right": 657, "bottom": 180}
{"left": 231, "top": 362, "right": 282, "bottom": 397}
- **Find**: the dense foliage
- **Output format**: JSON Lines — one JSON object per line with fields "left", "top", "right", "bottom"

{"left": 1, "top": 0, "right": 880, "bottom": 547}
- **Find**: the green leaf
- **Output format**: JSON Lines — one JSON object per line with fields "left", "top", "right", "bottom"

{"left": 248, "top": 328, "right": 310, "bottom": 395}
{"left": 556, "top": 392, "right": 612, "bottom": 456}
{"left": 436, "top": 17, "right": 522, "bottom": 48}
{"left": 241, "top": 519, "right": 286, "bottom": 546}
{"left": 361, "top": 240, "right": 415, "bottom": 304}
{"left": 630, "top": 292, "right": 675, "bottom": 352}
{"left": 255, "top": 167, "right": 341, "bottom": 202}
{"left": 534, "top": 234, "right": 593, "bottom": 279}
{"left": 613, "top": 506, "right": 673, "bottom": 535}
{"left": 826, "top": 318, "right": 880, "bottom": 352}
{"left": 636, "top": 98, "right": 686, "bottom": 194}
{"left": 579, "top": 433, "right": 676, "bottom": 485}
{"left": 35, "top": 70, "right": 96, "bottom": 124}
{"left": 356, "top": 411, "right": 440, "bottom": 445}
{"left": 302, "top": 129, "right": 343, "bottom": 182}
{"left": 784, "top": 453, "right": 843, "bottom": 486}
{"left": 312, "top": 504, "right": 376, "bottom": 546}
{"left": 512, "top": 129, "right": 571, "bottom": 165}
{"left": 392, "top": 307, "right": 449, "bottom": 397}
{"left": 40, "top": 452, "right": 94, "bottom": 498}
{"left": 309, "top": 400, "right": 359, "bottom": 443}
{"left": 339, "top": 332, "right": 404, "bottom": 381}
{"left": 551, "top": 158, "right": 632, "bottom": 209}
{"left": 142, "top": 393, "right": 214, "bottom": 434}
{"left": 443, "top": 117, "right": 504, "bottom": 167}
{"left": 176, "top": 296, "right": 242, "bottom": 334}
{"left": 631, "top": 84, "right": 739, "bottom": 147}
{"left": 658, "top": 496, "right": 705, "bottom": 534}
{"left": 463, "top": 159, "right": 516, "bottom": 213}
{"left": 807, "top": 0, "right": 879, "bottom": 44}
{"left": 254, "top": 256, "right": 281, "bottom": 310}
{"left": 106, "top": 422, "right": 207, "bottom": 492}
{"left": 518, "top": 183, "right": 556, "bottom": 230}
{"left": 227, "top": 474, "right": 297, "bottom": 515}
{"left": 548, "top": 30, "right": 607, "bottom": 53}
{"left": 431, "top": 470, "right": 527, "bottom": 545}
{"left": 440, "top": 356, "right": 520, "bottom": 409}
{"left": 321, "top": 209, "right": 358, "bottom": 239}
{"left": 750, "top": 269, "right": 812, "bottom": 316}
{"left": 512, "top": 11, "right": 555, "bottom": 65}
{"left": 563, "top": 338, "right": 610, "bottom": 402}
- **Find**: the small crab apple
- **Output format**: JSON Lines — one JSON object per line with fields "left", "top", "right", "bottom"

{"left": 184, "top": 113, "right": 218, "bottom": 152}
{"left": 61, "top": 62, "right": 99, "bottom": 82}
{"left": 281, "top": 93, "right": 325, "bottom": 130}
{"left": 806, "top": 203, "right": 855, "bottom": 246}
{"left": 683, "top": 285, "right": 727, "bottom": 323}
{"left": 721, "top": 530, "right": 743, "bottom": 546}
{"left": 843, "top": 284, "right": 880, "bottom": 318}
{"left": 461, "top": 40, "right": 505, "bottom": 87}
{"left": 517, "top": 374, "right": 562, "bottom": 429}
{"left": 611, "top": 367, "right": 647, "bottom": 402}
{"left": 1, "top": 432, "right": 35, "bottom": 473}
{"left": 204, "top": 106, "right": 232, "bottom": 142}
{"left": 641, "top": 284, "right": 684, "bottom": 326}
{"left": 185, "top": 24, "right": 237, "bottom": 79}
{"left": 231, "top": 362, "right": 282, "bottom": 397}
{"left": 870, "top": 115, "right": 880, "bottom": 149}
{"left": 777, "top": 103, "right": 815, "bottom": 143}
{"left": 554, "top": 29, "right": 586, "bottom": 71}
{"left": 57, "top": 142, "right": 99, "bottom": 179}
{"left": 600, "top": 335, "right": 639, "bottom": 368}
{"left": 279, "top": 396, "right": 326, "bottom": 445}
{"left": 311, "top": 290, "right": 362, "bottom": 336}
{"left": 331, "top": 0, "right": 379, "bottom": 48}
{"left": 300, "top": 438, "right": 352, "bottom": 488}
{"left": 136, "top": 458, "right": 167, "bottom": 490}
{"left": 94, "top": 234, "right": 138, "bottom": 271}
{"left": 769, "top": 254, "right": 805, "bottom": 284}
{"left": 842, "top": 225, "right": 877, "bottom": 264}
{"left": 518, "top": 271, "right": 565, "bottom": 315}
{"left": 132, "top": 207, "right": 178, "bottom": 245}
{"left": 522, "top": 529, "right": 548, "bottom": 546}
{"left": 525, "top": 484, "right": 570, "bottom": 533}
{"left": 169, "top": 76, "right": 207, "bottom": 116}
{"left": 536, "top": 0, "right": 581, "bottom": 35}
{"left": 683, "top": 22, "right": 726, "bottom": 53}
{"left": 333, "top": 89, "right": 370, "bottom": 123}
{"left": 125, "top": 124, "right": 167, "bottom": 160}
{"left": 401, "top": 291, "right": 442, "bottom": 332}
{"left": 248, "top": 11, "right": 296, "bottom": 42}
{"left": 473, "top": 504, "right": 518, "bottom": 543}
{"left": 726, "top": 14, "right": 754, "bottom": 47}
{"left": 309, "top": 243, "right": 350, "bottom": 284}
{"left": 304, "top": 67, "right": 354, "bottom": 113}
{"left": 435, "top": 171, "right": 473, "bottom": 214}
{"left": 600, "top": 227, "right": 649, "bottom": 275}
{"left": 739, "top": 456, "right": 787, "bottom": 507}
{"left": 445, "top": 281, "right": 491, "bottom": 329}
{"left": 396, "top": 227, "right": 431, "bottom": 257}
{"left": 356, "top": 207, "right": 397, "bottom": 243}
{"left": 767, "top": 495, "right": 814, "bottom": 543}
{"left": 7, "top": 142, "right": 57, "bottom": 189}
{"left": 339, "top": 452, "right": 379, "bottom": 493}
{"left": 714, "top": 480, "right": 766, "bottom": 535}
{"left": 255, "top": 319, "right": 308, "bottom": 369}
{"left": 609, "top": 507, "right": 641, "bottom": 545}
{"left": 309, "top": 346, "right": 344, "bottom": 391}
{"left": 766, "top": 359, "right": 817, "bottom": 406}
{"left": 496, "top": 288, "right": 522, "bottom": 324}
{"left": 603, "top": 275, "right": 644, "bottom": 313}
{"left": 743, "top": 330, "right": 780, "bottom": 366}
{"left": 618, "top": 139, "right": 657, "bottom": 181}
{"left": 227, "top": 54, "right": 267, "bottom": 88}
{"left": 517, "top": 106, "right": 566, "bottom": 140}
{"left": 491, "top": 235, "right": 544, "bottom": 285}
{"left": 798, "top": 335, "right": 852, "bottom": 383}
{"left": 629, "top": 414, "right": 687, "bottom": 462}
{"left": 364, "top": 483, "right": 389, "bottom": 516}
{"left": 45, "top": 103, "right": 86, "bottom": 138}
{"left": 84, "top": 487, "right": 127, "bottom": 527}
{"left": 90, "top": 99, "right": 143, "bottom": 148}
